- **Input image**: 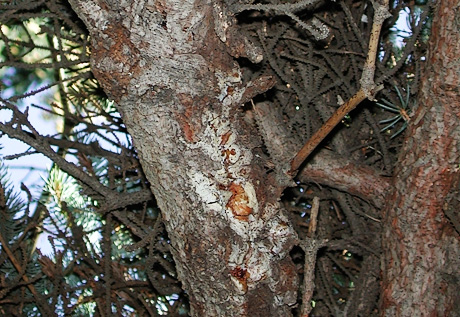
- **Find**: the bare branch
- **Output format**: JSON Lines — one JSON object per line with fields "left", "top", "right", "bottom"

{"left": 290, "top": 0, "right": 391, "bottom": 173}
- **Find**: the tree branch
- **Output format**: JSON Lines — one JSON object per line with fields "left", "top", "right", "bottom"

{"left": 252, "top": 101, "right": 390, "bottom": 207}
{"left": 0, "top": 233, "right": 54, "bottom": 316}
{"left": 298, "top": 150, "right": 390, "bottom": 208}
{"left": 0, "top": 106, "right": 152, "bottom": 211}
{"left": 290, "top": 89, "right": 367, "bottom": 173}
{"left": 289, "top": 0, "right": 391, "bottom": 174}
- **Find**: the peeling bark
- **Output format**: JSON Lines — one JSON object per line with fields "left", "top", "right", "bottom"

{"left": 381, "top": 0, "right": 460, "bottom": 314}
{"left": 68, "top": 0, "right": 297, "bottom": 315}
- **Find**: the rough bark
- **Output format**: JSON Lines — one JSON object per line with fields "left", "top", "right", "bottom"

{"left": 381, "top": 0, "right": 460, "bottom": 314}
{"left": 299, "top": 150, "right": 390, "bottom": 208}
{"left": 68, "top": 0, "right": 298, "bottom": 315}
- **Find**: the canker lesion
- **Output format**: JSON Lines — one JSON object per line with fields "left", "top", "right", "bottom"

{"left": 227, "top": 182, "right": 252, "bottom": 221}
{"left": 220, "top": 131, "right": 232, "bottom": 146}
{"left": 230, "top": 266, "right": 249, "bottom": 293}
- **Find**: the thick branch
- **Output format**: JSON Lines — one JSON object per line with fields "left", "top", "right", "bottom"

{"left": 68, "top": 0, "right": 299, "bottom": 315}
{"left": 381, "top": 0, "right": 460, "bottom": 313}
{"left": 298, "top": 150, "right": 390, "bottom": 208}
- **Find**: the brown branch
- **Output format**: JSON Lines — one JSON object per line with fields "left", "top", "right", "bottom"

{"left": 307, "top": 196, "right": 320, "bottom": 237}
{"left": 298, "top": 150, "right": 390, "bottom": 208}
{"left": 290, "top": 0, "right": 391, "bottom": 174}
{"left": 290, "top": 88, "right": 367, "bottom": 173}
{"left": 252, "top": 101, "right": 389, "bottom": 207}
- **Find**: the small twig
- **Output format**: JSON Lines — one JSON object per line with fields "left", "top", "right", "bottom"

{"left": 104, "top": 213, "right": 112, "bottom": 316}
{"left": 0, "top": 233, "right": 54, "bottom": 315}
{"left": 299, "top": 237, "right": 328, "bottom": 316}
{"left": 233, "top": 0, "right": 320, "bottom": 14}
{"left": 326, "top": 253, "right": 356, "bottom": 284}
{"left": 4, "top": 149, "right": 39, "bottom": 160}
{"left": 331, "top": 200, "right": 343, "bottom": 222}
{"left": 359, "top": 0, "right": 392, "bottom": 97}
{"left": 0, "top": 105, "right": 152, "bottom": 211}
{"left": 308, "top": 196, "right": 320, "bottom": 237}
{"left": 300, "top": 196, "right": 326, "bottom": 316}
{"left": 318, "top": 257, "right": 341, "bottom": 315}
{"left": 234, "top": 0, "right": 329, "bottom": 40}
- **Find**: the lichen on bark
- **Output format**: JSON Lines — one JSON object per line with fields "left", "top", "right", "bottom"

{"left": 68, "top": 0, "right": 299, "bottom": 315}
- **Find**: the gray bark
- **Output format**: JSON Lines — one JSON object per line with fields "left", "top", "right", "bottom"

{"left": 68, "top": 0, "right": 298, "bottom": 315}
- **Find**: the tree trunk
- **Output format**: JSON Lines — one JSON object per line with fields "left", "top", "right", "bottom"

{"left": 68, "top": 0, "right": 298, "bottom": 315}
{"left": 381, "top": 0, "right": 460, "bottom": 314}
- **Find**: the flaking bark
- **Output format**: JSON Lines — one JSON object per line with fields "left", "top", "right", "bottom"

{"left": 69, "top": 0, "right": 298, "bottom": 315}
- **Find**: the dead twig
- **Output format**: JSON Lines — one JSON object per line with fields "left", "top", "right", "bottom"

{"left": 300, "top": 197, "right": 327, "bottom": 316}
